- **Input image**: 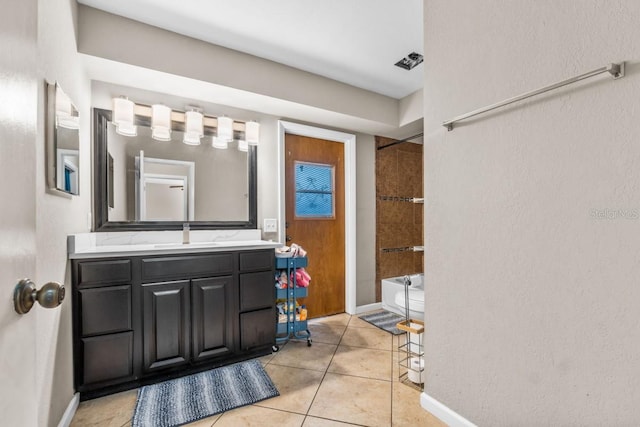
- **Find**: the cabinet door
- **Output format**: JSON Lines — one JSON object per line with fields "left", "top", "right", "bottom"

{"left": 240, "top": 307, "right": 276, "bottom": 351}
{"left": 192, "top": 277, "right": 235, "bottom": 361}
{"left": 142, "top": 280, "right": 190, "bottom": 372}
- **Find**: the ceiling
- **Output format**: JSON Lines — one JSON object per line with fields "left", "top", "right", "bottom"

{"left": 77, "top": 0, "right": 424, "bottom": 99}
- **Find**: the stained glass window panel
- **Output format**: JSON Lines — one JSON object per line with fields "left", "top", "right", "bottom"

{"left": 295, "top": 162, "right": 334, "bottom": 218}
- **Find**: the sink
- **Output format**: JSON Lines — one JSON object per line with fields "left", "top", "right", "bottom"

{"left": 153, "top": 242, "right": 219, "bottom": 249}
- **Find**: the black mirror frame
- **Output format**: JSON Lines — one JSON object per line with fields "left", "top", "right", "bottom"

{"left": 92, "top": 108, "right": 257, "bottom": 231}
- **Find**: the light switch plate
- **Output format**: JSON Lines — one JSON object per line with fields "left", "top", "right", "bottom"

{"left": 263, "top": 218, "right": 278, "bottom": 233}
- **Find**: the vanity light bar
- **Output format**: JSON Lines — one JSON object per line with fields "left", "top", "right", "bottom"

{"left": 127, "top": 103, "right": 251, "bottom": 135}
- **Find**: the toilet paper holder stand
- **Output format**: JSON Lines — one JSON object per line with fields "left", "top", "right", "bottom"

{"left": 396, "top": 318, "right": 425, "bottom": 391}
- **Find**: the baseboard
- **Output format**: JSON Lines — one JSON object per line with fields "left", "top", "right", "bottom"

{"left": 57, "top": 393, "right": 79, "bottom": 427}
{"left": 421, "top": 392, "right": 477, "bottom": 427}
{"left": 355, "top": 302, "right": 382, "bottom": 314}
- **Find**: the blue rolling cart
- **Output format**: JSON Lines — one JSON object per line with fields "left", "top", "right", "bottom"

{"left": 273, "top": 256, "right": 312, "bottom": 350}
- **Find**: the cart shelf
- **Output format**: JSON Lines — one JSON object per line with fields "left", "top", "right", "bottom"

{"left": 273, "top": 255, "right": 312, "bottom": 349}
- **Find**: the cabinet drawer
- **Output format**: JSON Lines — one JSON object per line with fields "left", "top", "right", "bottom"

{"left": 239, "top": 271, "right": 275, "bottom": 312}
{"left": 79, "top": 285, "right": 132, "bottom": 336}
{"left": 81, "top": 332, "right": 133, "bottom": 385}
{"left": 239, "top": 250, "right": 274, "bottom": 272}
{"left": 141, "top": 253, "right": 233, "bottom": 282}
{"left": 77, "top": 259, "right": 131, "bottom": 286}
{"left": 240, "top": 308, "right": 276, "bottom": 351}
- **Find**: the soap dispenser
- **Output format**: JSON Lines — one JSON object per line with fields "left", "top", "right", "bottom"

{"left": 183, "top": 223, "right": 190, "bottom": 244}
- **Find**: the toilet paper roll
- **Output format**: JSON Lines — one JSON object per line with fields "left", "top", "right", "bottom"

{"left": 407, "top": 357, "right": 425, "bottom": 384}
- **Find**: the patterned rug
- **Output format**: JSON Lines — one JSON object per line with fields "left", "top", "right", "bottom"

{"left": 359, "top": 310, "right": 406, "bottom": 335}
{"left": 132, "top": 360, "right": 279, "bottom": 427}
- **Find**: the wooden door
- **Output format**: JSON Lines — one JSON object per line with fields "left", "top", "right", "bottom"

{"left": 285, "top": 134, "right": 345, "bottom": 318}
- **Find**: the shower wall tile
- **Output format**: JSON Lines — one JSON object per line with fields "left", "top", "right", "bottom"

{"left": 376, "top": 153, "right": 398, "bottom": 196}
{"left": 375, "top": 136, "right": 424, "bottom": 301}
{"left": 398, "top": 150, "right": 422, "bottom": 197}
{"left": 397, "top": 225, "right": 413, "bottom": 248}
{"left": 377, "top": 222, "right": 398, "bottom": 249}
{"left": 396, "top": 253, "right": 415, "bottom": 277}
{"left": 414, "top": 253, "right": 424, "bottom": 274}
{"left": 397, "top": 203, "right": 413, "bottom": 225}
{"left": 377, "top": 200, "right": 396, "bottom": 224}
{"left": 414, "top": 206, "right": 423, "bottom": 227}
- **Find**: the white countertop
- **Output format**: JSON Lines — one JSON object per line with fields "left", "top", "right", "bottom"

{"left": 68, "top": 230, "right": 282, "bottom": 259}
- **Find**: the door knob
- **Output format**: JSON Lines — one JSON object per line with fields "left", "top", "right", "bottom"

{"left": 286, "top": 235, "right": 292, "bottom": 242}
{"left": 13, "top": 279, "right": 65, "bottom": 315}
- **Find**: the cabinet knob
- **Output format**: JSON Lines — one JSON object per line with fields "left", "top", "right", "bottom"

{"left": 285, "top": 235, "right": 292, "bottom": 242}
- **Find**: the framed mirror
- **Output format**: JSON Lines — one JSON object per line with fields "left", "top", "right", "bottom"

{"left": 92, "top": 108, "right": 257, "bottom": 231}
{"left": 47, "top": 83, "right": 80, "bottom": 196}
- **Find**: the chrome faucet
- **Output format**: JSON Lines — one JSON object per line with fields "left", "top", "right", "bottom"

{"left": 183, "top": 223, "right": 190, "bottom": 244}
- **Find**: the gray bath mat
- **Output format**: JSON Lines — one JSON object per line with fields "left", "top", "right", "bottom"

{"left": 359, "top": 310, "right": 405, "bottom": 335}
{"left": 132, "top": 360, "right": 279, "bottom": 427}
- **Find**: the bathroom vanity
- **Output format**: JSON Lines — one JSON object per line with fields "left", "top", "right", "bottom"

{"left": 69, "top": 233, "right": 279, "bottom": 399}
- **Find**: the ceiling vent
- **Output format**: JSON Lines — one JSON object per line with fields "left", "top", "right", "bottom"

{"left": 394, "top": 52, "right": 424, "bottom": 70}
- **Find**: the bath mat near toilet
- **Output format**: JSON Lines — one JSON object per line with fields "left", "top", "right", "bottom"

{"left": 359, "top": 310, "right": 405, "bottom": 335}
{"left": 132, "top": 359, "right": 279, "bottom": 427}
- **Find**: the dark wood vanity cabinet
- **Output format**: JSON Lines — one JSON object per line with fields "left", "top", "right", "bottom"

{"left": 238, "top": 250, "right": 278, "bottom": 351}
{"left": 72, "top": 249, "right": 275, "bottom": 399}
{"left": 74, "top": 260, "right": 136, "bottom": 390}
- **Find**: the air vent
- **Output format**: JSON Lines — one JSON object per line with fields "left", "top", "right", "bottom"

{"left": 394, "top": 52, "right": 424, "bottom": 70}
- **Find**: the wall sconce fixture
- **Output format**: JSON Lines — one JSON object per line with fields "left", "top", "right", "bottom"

{"left": 237, "top": 139, "right": 248, "bottom": 152}
{"left": 211, "top": 136, "right": 228, "bottom": 149}
{"left": 245, "top": 120, "right": 260, "bottom": 146}
{"left": 112, "top": 96, "right": 137, "bottom": 136}
{"left": 183, "top": 109, "right": 203, "bottom": 145}
{"left": 151, "top": 104, "right": 172, "bottom": 141}
{"left": 216, "top": 116, "right": 234, "bottom": 142}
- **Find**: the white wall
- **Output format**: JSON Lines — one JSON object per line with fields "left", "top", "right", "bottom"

{"left": 355, "top": 133, "right": 377, "bottom": 305}
{"left": 37, "top": 0, "right": 92, "bottom": 425}
{"left": 423, "top": 1, "right": 640, "bottom": 425}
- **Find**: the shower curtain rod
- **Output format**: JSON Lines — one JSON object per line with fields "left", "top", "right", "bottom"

{"left": 377, "top": 132, "right": 424, "bottom": 151}
{"left": 442, "top": 62, "right": 625, "bottom": 131}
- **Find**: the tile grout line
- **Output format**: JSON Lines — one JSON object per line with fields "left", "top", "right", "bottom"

{"left": 302, "top": 316, "right": 351, "bottom": 423}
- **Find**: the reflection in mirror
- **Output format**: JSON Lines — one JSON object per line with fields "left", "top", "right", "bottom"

{"left": 47, "top": 83, "right": 80, "bottom": 195}
{"left": 93, "top": 108, "right": 257, "bottom": 231}
{"left": 134, "top": 154, "right": 195, "bottom": 221}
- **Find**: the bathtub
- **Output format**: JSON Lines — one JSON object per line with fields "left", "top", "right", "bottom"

{"left": 381, "top": 273, "right": 424, "bottom": 320}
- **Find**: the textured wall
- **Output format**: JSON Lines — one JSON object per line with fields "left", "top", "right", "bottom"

{"left": 376, "top": 137, "right": 423, "bottom": 300}
{"left": 77, "top": 5, "right": 398, "bottom": 129}
{"left": 423, "top": 1, "right": 640, "bottom": 425}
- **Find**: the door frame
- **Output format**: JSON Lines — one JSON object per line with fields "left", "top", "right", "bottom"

{"left": 277, "top": 120, "right": 356, "bottom": 315}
